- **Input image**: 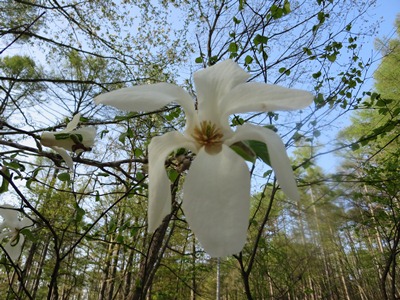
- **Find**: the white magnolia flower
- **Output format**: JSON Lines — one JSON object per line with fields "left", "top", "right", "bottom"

{"left": 95, "top": 60, "right": 313, "bottom": 257}
{"left": 0, "top": 205, "right": 33, "bottom": 261}
{"left": 41, "top": 113, "right": 96, "bottom": 169}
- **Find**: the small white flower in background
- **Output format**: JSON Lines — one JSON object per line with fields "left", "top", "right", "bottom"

{"left": 95, "top": 60, "right": 313, "bottom": 257}
{"left": 0, "top": 205, "right": 33, "bottom": 261}
{"left": 41, "top": 113, "right": 96, "bottom": 169}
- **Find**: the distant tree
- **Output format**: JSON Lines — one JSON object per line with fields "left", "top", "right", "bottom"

{"left": 336, "top": 14, "right": 400, "bottom": 300}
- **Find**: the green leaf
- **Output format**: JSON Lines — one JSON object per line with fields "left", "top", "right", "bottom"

{"left": 119, "top": 132, "right": 127, "bottom": 144}
{"left": 70, "top": 133, "right": 83, "bottom": 143}
{"left": 5, "top": 161, "right": 25, "bottom": 171}
{"left": 228, "top": 42, "right": 239, "bottom": 53}
{"left": 270, "top": 5, "right": 283, "bottom": 19}
{"left": 263, "top": 170, "right": 273, "bottom": 178}
{"left": 100, "top": 129, "right": 109, "bottom": 139}
{"left": 327, "top": 54, "right": 337, "bottom": 62}
{"left": 315, "top": 93, "right": 324, "bottom": 107}
{"left": 54, "top": 133, "right": 71, "bottom": 140}
{"left": 232, "top": 16, "right": 241, "bottom": 24}
{"left": 134, "top": 148, "right": 143, "bottom": 157}
{"left": 244, "top": 55, "right": 253, "bottom": 65}
{"left": 0, "top": 168, "right": 10, "bottom": 194}
{"left": 195, "top": 57, "right": 203, "bottom": 64}
{"left": 95, "top": 190, "right": 100, "bottom": 202}
{"left": 303, "top": 47, "right": 312, "bottom": 56}
{"left": 96, "top": 172, "right": 109, "bottom": 177}
{"left": 231, "top": 116, "right": 244, "bottom": 126}
{"left": 75, "top": 203, "right": 85, "bottom": 223}
{"left": 167, "top": 169, "right": 179, "bottom": 182}
{"left": 57, "top": 172, "right": 70, "bottom": 182}
{"left": 253, "top": 34, "right": 268, "bottom": 46}
{"left": 313, "top": 129, "right": 321, "bottom": 137}
{"left": 312, "top": 71, "right": 321, "bottom": 79}
{"left": 239, "top": 0, "right": 246, "bottom": 10}
{"left": 283, "top": 0, "right": 291, "bottom": 14}
{"left": 26, "top": 178, "right": 34, "bottom": 190}
{"left": 230, "top": 141, "right": 256, "bottom": 163}
{"left": 20, "top": 228, "right": 34, "bottom": 241}
{"left": 130, "top": 227, "right": 139, "bottom": 237}
{"left": 116, "top": 234, "right": 124, "bottom": 243}
{"left": 248, "top": 140, "right": 271, "bottom": 165}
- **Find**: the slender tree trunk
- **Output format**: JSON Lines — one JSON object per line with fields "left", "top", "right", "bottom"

{"left": 130, "top": 204, "right": 178, "bottom": 300}
{"left": 191, "top": 236, "right": 197, "bottom": 300}
{"left": 124, "top": 250, "right": 135, "bottom": 299}
{"left": 216, "top": 258, "right": 220, "bottom": 300}
{"left": 32, "top": 239, "right": 50, "bottom": 299}
{"left": 98, "top": 241, "right": 113, "bottom": 300}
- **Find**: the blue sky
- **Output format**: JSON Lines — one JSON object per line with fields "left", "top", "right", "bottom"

{"left": 315, "top": 0, "right": 399, "bottom": 173}
{"left": 362, "top": 0, "right": 399, "bottom": 88}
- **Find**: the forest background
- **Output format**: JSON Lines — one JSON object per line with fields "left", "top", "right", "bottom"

{"left": 0, "top": 0, "right": 399, "bottom": 299}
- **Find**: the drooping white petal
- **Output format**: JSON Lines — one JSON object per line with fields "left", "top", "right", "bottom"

{"left": 63, "top": 113, "right": 81, "bottom": 133}
{"left": 148, "top": 131, "right": 197, "bottom": 232}
{"left": 3, "top": 234, "right": 24, "bottom": 261}
{"left": 193, "top": 60, "right": 250, "bottom": 124}
{"left": 182, "top": 145, "right": 250, "bottom": 257}
{"left": 95, "top": 83, "right": 197, "bottom": 130}
{"left": 73, "top": 127, "right": 97, "bottom": 153}
{"left": 220, "top": 82, "right": 313, "bottom": 121}
{"left": 0, "top": 206, "right": 32, "bottom": 261}
{"left": 226, "top": 124, "right": 300, "bottom": 201}
{"left": 52, "top": 146, "right": 74, "bottom": 169}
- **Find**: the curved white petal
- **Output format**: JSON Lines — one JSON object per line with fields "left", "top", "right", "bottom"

{"left": 0, "top": 206, "right": 32, "bottom": 229}
{"left": 193, "top": 60, "right": 250, "bottom": 124}
{"left": 182, "top": 145, "right": 250, "bottom": 257}
{"left": 4, "top": 234, "right": 24, "bottom": 261}
{"left": 0, "top": 205, "right": 18, "bottom": 226}
{"left": 52, "top": 146, "right": 74, "bottom": 169}
{"left": 63, "top": 113, "right": 81, "bottom": 133}
{"left": 19, "top": 217, "right": 33, "bottom": 228}
{"left": 148, "top": 131, "right": 197, "bottom": 232}
{"left": 95, "top": 83, "right": 197, "bottom": 129}
{"left": 226, "top": 124, "right": 300, "bottom": 200}
{"left": 220, "top": 83, "right": 313, "bottom": 120}
{"left": 73, "top": 127, "right": 97, "bottom": 153}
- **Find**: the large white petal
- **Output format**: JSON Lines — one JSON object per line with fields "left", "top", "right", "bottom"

{"left": 182, "top": 145, "right": 250, "bottom": 257}
{"left": 226, "top": 124, "right": 300, "bottom": 200}
{"left": 193, "top": 60, "right": 250, "bottom": 124}
{"left": 95, "top": 83, "right": 197, "bottom": 128}
{"left": 148, "top": 131, "right": 197, "bottom": 232}
{"left": 220, "top": 83, "right": 313, "bottom": 120}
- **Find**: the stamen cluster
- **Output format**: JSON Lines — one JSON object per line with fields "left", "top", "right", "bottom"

{"left": 192, "top": 121, "right": 223, "bottom": 153}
